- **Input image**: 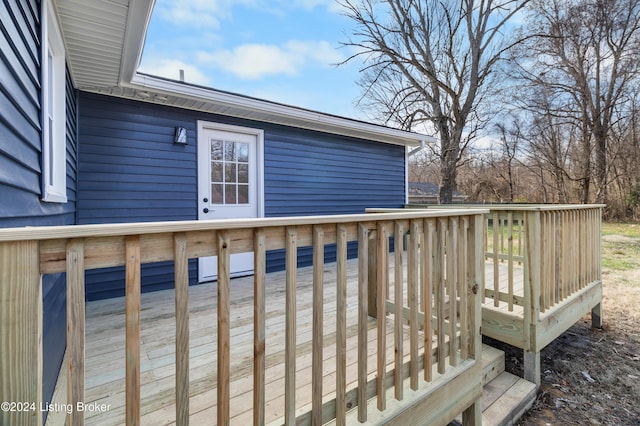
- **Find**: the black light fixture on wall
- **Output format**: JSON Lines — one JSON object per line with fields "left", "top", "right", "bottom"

{"left": 174, "top": 126, "right": 188, "bottom": 144}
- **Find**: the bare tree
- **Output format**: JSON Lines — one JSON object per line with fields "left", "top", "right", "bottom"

{"left": 513, "top": 0, "right": 640, "bottom": 204}
{"left": 339, "top": 0, "right": 530, "bottom": 203}
{"left": 492, "top": 120, "right": 523, "bottom": 202}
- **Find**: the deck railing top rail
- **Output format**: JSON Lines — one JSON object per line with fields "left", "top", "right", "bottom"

{"left": 403, "top": 203, "right": 605, "bottom": 212}
{"left": 0, "top": 209, "right": 489, "bottom": 242}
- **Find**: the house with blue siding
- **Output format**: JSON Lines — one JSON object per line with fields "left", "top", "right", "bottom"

{"left": 1, "top": 0, "right": 432, "bottom": 415}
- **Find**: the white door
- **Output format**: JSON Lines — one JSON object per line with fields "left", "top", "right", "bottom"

{"left": 197, "top": 122, "right": 263, "bottom": 282}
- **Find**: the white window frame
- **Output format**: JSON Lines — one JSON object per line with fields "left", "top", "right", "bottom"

{"left": 41, "top": 0, "right": 67, "bottom": 202}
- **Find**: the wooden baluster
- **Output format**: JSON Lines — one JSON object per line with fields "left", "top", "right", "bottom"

{"left": 408, "top": 219, "right": 420, "bottom": 390}
{"left": 285, "top": 227, "right": 298, "bottom": 424}
{"left": 312, "top": 225, "right": 325, "bottom": 426}
{"left": 554, "top": 212, "right": 560, "bottom": 304}
{"left": 174, "top": 233, "right": 189, "bottom": 426}
{"left": 493, "top": 212, "right": 499, "bottom": 307}
{"left": 218, "top": 232, "right": 231, "bottom": 426}
{"left": 540, "top": 213, "right": 548, "bottom": 313}
{"left": 357, "top": 224, "right": 369, "bottom": 422}
{"left": 125, "top": 235, "right": 141, "bottom": 426}
{"left": 459, "top": 218, "right": 469, "bottom": 360}
{"left": 376, "top": 221, "right": 388, "bottom": 411}
{"left": 570, "top": 210, "right": 576, "bottom": 295}
{"left": 560, "top": 211, "right": 567, "bottom": 301}
{"left": 254, "top": 230, "right": 266, "bottom": 426}
{"left": 518, "top": 214, "right": 523, "bottom": 261}
{"left": 336, "top": 225, "right": 347, "bottom": 425}
{"left": 436, "top": 219, "right": 446, "bottom": 375}
{"left": 67, "top": 239, "right": 85, "bottom": 426}
{"left": 448, "top": 218, "right": 458, "bottom": 367}
{"left": 507, "top": 212, "right": 514, "bottom": 311}
{"left": 394, "top": 221, "right": 404, "bottom": 401}
{"left": 423, "top": 219, "right": 434, "bottom": 382}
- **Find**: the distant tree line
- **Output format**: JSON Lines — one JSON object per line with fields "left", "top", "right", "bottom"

{"left": 341, "top": 0, "right": 640, "bottom": 219}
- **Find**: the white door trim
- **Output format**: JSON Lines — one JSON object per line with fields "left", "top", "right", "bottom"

{"left": 197, "top": 121, "right": 265, "bottom": 282}
{"left": 197, "top": 120, "right": 265, "bottom": 220}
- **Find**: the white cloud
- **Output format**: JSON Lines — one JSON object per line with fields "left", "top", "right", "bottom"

{"left": 153, "top": 0, "right": 346, "bottom": 28}
{"left": 154, "top": 0, "right": 257, "bottom": 29}
{"left": 138, "top": 58, "right": 212, "bottom": 86}
{"left": 196, "top": 40, "right": 343, "bottom": 80}
{"left": 282, "top": 0, "right": 347, "bottom": 13}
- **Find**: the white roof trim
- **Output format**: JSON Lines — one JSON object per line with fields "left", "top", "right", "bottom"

{"left": 126, "top": 74, "right": 436, "bottom": 146}
{"left": 119, "top": 0, "right": 156, "bottom": 84}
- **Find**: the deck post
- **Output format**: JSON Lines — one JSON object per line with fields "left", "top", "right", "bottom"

{"left": 462, "top": 213, "right": 484, "bottom": 425}
{"left": 462, "top": 402, "right": 482, "bottom": 426}
{"left": 0, "top": 241, "right": 43, "bottom": 426}
{"left": 591, "top": 303, "right": 602, "bottom": 329}
{"left": 524, "top": 210, "right": 541, "bottom": 387}
{"left": 524, "top": 350, "right": 541, "bottom": 387}
{"left": 592, "top": 207, "right": 603, "bottom": 329}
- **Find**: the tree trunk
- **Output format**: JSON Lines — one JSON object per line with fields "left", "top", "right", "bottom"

{"left": 581, "top": 133, "right": 592, "bottom": 204}
{"left": 439, "top": 130, "right": 459, "bottom": 204}
{"left": 595, "top": 131, "right": 607, "bottom": 204}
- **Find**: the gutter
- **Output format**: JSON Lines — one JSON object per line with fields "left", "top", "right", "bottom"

{"left": 408, "top": 140, "right": 428, "bottom": 157}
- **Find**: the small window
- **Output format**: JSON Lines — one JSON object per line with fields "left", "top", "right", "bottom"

{"left": 41, "top": 0, "right": 67, "bottom": 202}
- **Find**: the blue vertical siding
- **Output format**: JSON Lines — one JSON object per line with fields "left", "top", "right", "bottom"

{"left": 77, "top": 92, "right": 406, "bottom": 298}
{"left": 0, "top": 0, "right": 77, "bottom": 419}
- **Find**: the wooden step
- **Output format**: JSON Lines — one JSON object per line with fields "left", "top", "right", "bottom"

{"left": 454, "top": 345, "right": 535, "bottom": 426}
{"left": 481, "top": 344, "right": 505, "bottom": 386}
{"left": 481, "top": 371, "right": 537, "bottom": 426}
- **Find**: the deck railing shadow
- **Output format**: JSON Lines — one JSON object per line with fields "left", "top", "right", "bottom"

{"left": 0, "top": 209, "right": 486, "bottom": 425}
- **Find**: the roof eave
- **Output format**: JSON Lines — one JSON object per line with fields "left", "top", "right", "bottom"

{"left": 125, "top": 74, "right": 435, "bottom": 147}
{"left": 119, "top": 0, "right": 156, "bottom": 84}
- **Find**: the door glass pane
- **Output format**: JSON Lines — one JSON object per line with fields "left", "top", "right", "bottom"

{"left": 211, "top": 140, "right": 223, "bottom": 161}
{"left": 225, "top": 184, "right": 237, "bottom": 204}
{"left": 238, "top": 184, "right": 249, "bottom": 204}
{"left": 238, "top": 164, "right": 248, "bottom": 184}
{"left": 237, "top": 143, "right": 249, "bottom": 162}
{"left": 211, "top": 184, "right": 223, "bottom": 204}
{"left": 224, "top": 163, "right": 236, "bottom": 182}
{"left": 211, "top": 162, "right": 223, "bottom": 182}
{"left": 224, "top": 141, "right": 235, "bottom": 161}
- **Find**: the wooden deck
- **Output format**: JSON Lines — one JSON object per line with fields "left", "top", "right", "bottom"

{"left": 47, "top": 257, "right": 453, "bottom": 425}
{"left": 43, "top": 255, "right": 531, "bottom": 426}
{"left": 8, "top": 206, "right": 604, "bottom": 425}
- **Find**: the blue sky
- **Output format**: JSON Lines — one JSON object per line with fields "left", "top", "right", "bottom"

{"left": 139, "top": 0, "right": 367, "bottom": 120}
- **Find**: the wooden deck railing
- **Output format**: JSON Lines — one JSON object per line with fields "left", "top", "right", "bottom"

{"left": 481, "top": 205, "right": 603, "bottom": 317}
{"left": 402, "top": 204, "right": 603, "bottom": 319}
{"left": 0, "top": 209, "right": 486, "bottom": 425}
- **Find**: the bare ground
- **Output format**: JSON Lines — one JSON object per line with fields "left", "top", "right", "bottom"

{"left": 488, "top": 234, "right": 640, "bottom": 425}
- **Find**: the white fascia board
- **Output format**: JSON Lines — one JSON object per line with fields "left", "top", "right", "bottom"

{"left": 119, "top": 0, "right": 156, "bottom": 84}
{"left": 127, "top": 73, "right": 436, "bottom": 147}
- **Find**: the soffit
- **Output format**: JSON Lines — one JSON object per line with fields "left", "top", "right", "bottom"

{"left": 54, "top": 0, "right": 153, "bottom": 90}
